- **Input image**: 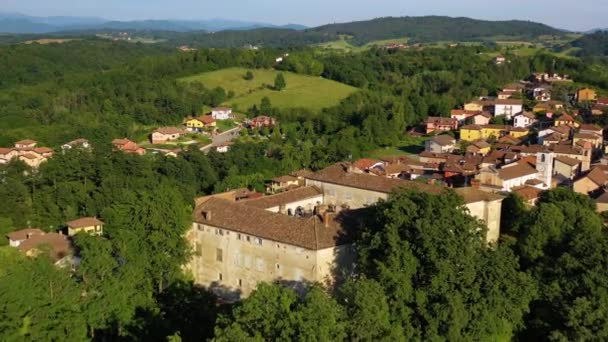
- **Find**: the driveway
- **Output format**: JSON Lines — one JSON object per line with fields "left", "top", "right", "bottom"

{"left": 200, "top": 126, "right": 243, "bottom": 152}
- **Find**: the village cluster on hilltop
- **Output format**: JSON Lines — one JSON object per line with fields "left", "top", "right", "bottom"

{"left": 5, "top": 72, "right": 608, "bottom": 301}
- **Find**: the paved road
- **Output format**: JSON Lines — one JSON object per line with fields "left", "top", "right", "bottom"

{"left": 200, "top": 126, "right": 243, "bottom": 152}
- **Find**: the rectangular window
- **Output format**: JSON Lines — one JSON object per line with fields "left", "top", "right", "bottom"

{"left": 218, "top": 273, "right": 222, "bottom": 281}
{"left": 216, "top": 248, "right": 223, "bottom": 262}
{"left": 215, "top": 229, "right": 224, "bottom": 236}
{"left": 256, "top": 238, "right": 263, "bottom": 246}
{"left": 238, "top": 279, "right": 243, "bottom": 287}
{"left": 246, "top": 236, "right": 251, "bottom": 242}
{"left": 256, "top": 257, "right": 265, "bottom": 271}
{"left": 237, "top": 233, "right": 242, "bottom": 240}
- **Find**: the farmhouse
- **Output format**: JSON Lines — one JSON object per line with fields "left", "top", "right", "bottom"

{"left": 211, "top": 107, "right": 233, "bottom": 120}
{"left": 151, "top": 127, "right": 184, "bottom": 144}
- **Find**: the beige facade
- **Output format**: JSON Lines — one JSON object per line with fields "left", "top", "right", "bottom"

{"left": 187, "top": 223, "right": 353, "bottom": 298}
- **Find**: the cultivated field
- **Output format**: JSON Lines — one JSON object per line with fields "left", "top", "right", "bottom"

{"left": 180, "top": 67, "right": 358, "bottom": 112}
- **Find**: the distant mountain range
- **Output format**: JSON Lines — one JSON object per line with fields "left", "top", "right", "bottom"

{"left": 0, "top": 13, "right": 307, "bottom": 34}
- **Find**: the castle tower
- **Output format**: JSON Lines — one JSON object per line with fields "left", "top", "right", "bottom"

{"left": 536, "top": 152, "right": 554, "bottom": 189}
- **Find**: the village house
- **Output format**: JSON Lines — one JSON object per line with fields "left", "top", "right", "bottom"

{"left": 538, "top": 125, "right": 572, "bottom": 145}
{"left": 186, "top": 115, "right": 216, "bottom": 133}
{"left": 424, "top": 116, "right": 458, "bottom": 134}
{"left": 554, "top": 113, "right": 579, "bottom": 128}
{"left": 211, "top": 107, "right": 233, "bottom": 120}
{"left": 150, "top": 127, "right": 184, "bottom": 144}
{"left": 65, "top": 217, "right": 104, "bottom": 236}
{"left": 466, "top": 140, "right": 491, "bottom": 155}
{"left": 61, "top": 138, "right": 90, "bottom": 151}
{"left": 579, "top": 124, "right": 604, "bottom": 137}
{"left": 267, "top": 175, "right": 304, "bottom": 193}
{"left": 573, "top": 167, "right": 607, "bottom": 195}
{"left": 553, "top": 156, "right": 582, "bottom": 180}
{"left": 112, "top": 138, "right": 145, "bottom": 155}
{"left": 214, "top": 142, "right": 234, "bottom": 153}
{"left": 450, "top": 110, "right": 492, "bottom": 125}
{"left": 531, "top": 86, "right": 551, "bottom": 102}
{"left": 512, "top": 186, "right": 543, "bottom": 206}
{"left": 502, "top": 83, "right": 525, "bottom": 93}
{"left": 476, "top": 155, "right": 553, "bottom": 192}
{"left": 494, "top": 99, "right": 523, "bottom": 119}
{"left": 577, "top": 88, "right": 598, "bottom": 103}
{"left": 247, "top": 116, "right": 276, "bottom": 129}
{"left": 6, "top": 228, "right": 45, "bottom": 247}
{"left": 425, "top": 135, "right": 456, "bottom": 153}
{"left": 14, "top": 139, "right": 37, "bottom": 149}
{"left": 513, "top": 112, "right": 537, "bottom": 128}
{"left": 573, "top": 132, "right": 603, "bottom": 150}
{"left": 497, "top": 91, "right": 515, "bottom": 100}
{"left": 460, "top": 124, "right": 512, "bottom": 142}
{"left": 464, "top": 100, "right": 495, "bottom": 113}
{"left": 0, "top": 141, "right": 54, "bottom": 168}
{"left": 552, "top": 143, "right": 592, "bottom": 172}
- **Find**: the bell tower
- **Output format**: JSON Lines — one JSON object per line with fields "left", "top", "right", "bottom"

{"left": 536, "top": 152, "right": 554, "bottom": 189}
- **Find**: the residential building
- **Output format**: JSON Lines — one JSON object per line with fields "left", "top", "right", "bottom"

{"left": 512, "top": 186, "right": 543, "bottom": 206}
{"left": 574, "top": 167, "right": 607, "bottom": 195}
{"left": 185, "top": 115, "right": 216, "bottom": 133}
{"left": 151, "top": 127, "right": 184, "bottom": 144}
{"left": 187, "top": 195, "right": 361, "bottom": 299}
{"left": 61, "top": 138, "right": 90, "bottom": 151}
{"left": 464, "top": 100, "right": 495, "bottom": 113}
{"left": 247, "top": 116, "right": 276, "bottom": 129}
{"left": 553, "top": 156, "right": 581, "bottom": 180}
{"left": 554, "top": 113, "right": 579, "bottom": 128}
{"left": 494, "top": 99, "right": 523, "bottom": 119}
{"left": 513, "top": 112, "right": 537, "bottom": 128}
{"left": 475, "top": 152, "right": 554, "bottom": 192}
{"left": 466, "top": 140, "right": 491, "bottom": 155}
{"left": 10, "top": 232, "right": 73, "bottom": 265}
{"left": 267, "top": 175, "right": 304, "bottom": 193}
{"left": 65, "top": 217, "right": 104, "bottom": 236}
{"left": 211, "top": 107, "right": 233, "bottom": 120}
{"left": 0, "top": 141, "right": 54, "bottom": 168}
{"left": 304, "top": 163, "right": 503, "bottom": 243}
{"left": 497, "top": 91, "right": 514, "bottom": 100}
{"left": 112, "top": 138, "right": 145, "bottom": 155}
{"left": 424, "top": 117, "right": 458, "bottom": 134}
{"left": 14, "top": 139, "right": 37, "bottom": 149}
{"left": 460, "top": 124, "right": 511, "bottom": 142}
{"left": 6, "top": 228, "right": 45, "bottom": 247}
{"left": 425, "top": 135, "right": 456, "bottom": 153}
{"left": 573, "top": 133, "right": 603, "bottom": 150}
{"left": 576, "top": 88, "right": 598, "bottom": 102}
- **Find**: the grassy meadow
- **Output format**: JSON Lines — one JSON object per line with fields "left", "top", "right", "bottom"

{"left": 180, "top": 67, "right": 358, "bottom": 112}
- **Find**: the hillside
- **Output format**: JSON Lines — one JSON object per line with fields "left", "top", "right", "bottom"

{"left": 179, "top": 67, "right": 358, "bottom": 112}
{"left": 561, "top": 31, "right": 608, "bottom": 57}
{"left": 310, "top": 16, "right": 567, "bottom": 45}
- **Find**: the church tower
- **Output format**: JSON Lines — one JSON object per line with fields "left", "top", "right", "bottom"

{"left": 536, "top": 152, "right": 554, "bottom": 189}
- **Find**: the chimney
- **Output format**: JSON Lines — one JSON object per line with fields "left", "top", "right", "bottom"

{"left": 323, "top": 212, "right": 332, "bottom": 228}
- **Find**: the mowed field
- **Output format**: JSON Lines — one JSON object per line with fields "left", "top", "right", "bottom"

{"left": 180, "top": 67, "right": 358, "bottom": 112}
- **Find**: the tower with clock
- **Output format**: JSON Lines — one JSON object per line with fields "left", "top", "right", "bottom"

{"left": 536, "top": 152, "right": 554, "bottom": 189}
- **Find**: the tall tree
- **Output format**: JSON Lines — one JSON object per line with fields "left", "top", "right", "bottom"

{"left": 274, "top": 73, "right": 286, "bottom": 91}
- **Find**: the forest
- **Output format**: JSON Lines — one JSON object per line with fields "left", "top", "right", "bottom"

{"left": 1, "top": 40, "right": 608, "bottom": 340}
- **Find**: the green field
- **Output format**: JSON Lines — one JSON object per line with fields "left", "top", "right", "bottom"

{"left": 180, "top": 67, "right": 358, "bottom": 112}
{"left": 316, "top": 36, "right": 409, "bottom": 53}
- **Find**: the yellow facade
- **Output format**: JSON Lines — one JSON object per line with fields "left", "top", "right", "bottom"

{"left": 577, "top": 88, "right": 597, "bottom": 102}
{"left": 509, "top": 129, "right": 530, "bottom": 139}
{"left": 464, "top": 102, "right": 483, "bottom": 111}
{"left": 460, "top": 127, "right": 483, "bottom": 142}
{"left": 186, "top": 119, "right": 204, "bottom": 129}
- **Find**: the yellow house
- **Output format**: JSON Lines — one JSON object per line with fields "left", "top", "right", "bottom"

{"left": 185, "top": 115, "right": 216, "bottom": 132}
{"left": 460, "top": 124, "right": 511, "bottom": 142}
{"left": 464, "top": 102, "right": 484, "bottom": 112}
{"left": 577, "top": 88, "right": 597, "bottom": 102}
{"left": 554, "top": 114, "right": 579, "bottom": 128}
{"left": 509, "top": 127, "right": 530, "bottom": 139}
{"left": 66, "top": 217, "right": 104, "bottom": 236}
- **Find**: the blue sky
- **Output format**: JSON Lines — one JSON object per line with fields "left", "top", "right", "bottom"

{"left": 3, "top": 0, "right": 607, "bottom": 31}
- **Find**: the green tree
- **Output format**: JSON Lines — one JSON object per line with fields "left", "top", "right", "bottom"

{"left": 274, "top": 73, "right": 286, "bottom": 91}
{"left": 244, "top": 70, "right": 254, "bottom": 80}
{"left": 357, "top": 189, "right": 534, "bottom": 340}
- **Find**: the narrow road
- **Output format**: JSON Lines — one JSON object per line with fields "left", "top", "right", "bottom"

{"left": 200, "top": 126, "right": 243, "bottom": 153}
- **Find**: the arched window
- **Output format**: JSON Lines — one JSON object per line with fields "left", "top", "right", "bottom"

{"left": 541, "top": 154, "right": 546, "bottom": 163}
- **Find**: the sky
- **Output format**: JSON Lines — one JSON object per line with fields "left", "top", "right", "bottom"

{"left": 2, "top": 0, "right": 607, "bottom": 31}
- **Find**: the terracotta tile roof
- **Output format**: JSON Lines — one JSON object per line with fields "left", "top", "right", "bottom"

{"left": 579, "top": 124, "right": 603, "bottom": 132}
{"left": 476, "top": 111, "right": 493, "bottom": 118}
{"left": 353, "top": 158, "right": 383, "bottom": 170}
{"left": 595, "top": 191, "right": 608, "bottom": 204}
{"left": 20, "top": 153, "right": 38, "bottom": 160}
{"left": 496, "top": 99, "right": 523, "bottom": 105}
{"left": 198, "top": 115, "right": 216, "bottom": 125}
{"left": 385, "top": 163, "right": 414, "bottom": 175}
{"left": 517, "top": 111, "right": 537, "bottom": 120}
{"left": 454, "top": 187, "right": 503, "bottom": 203}
{"left": 290, "top": 169, "right": 314, "bottom": 178}
{"left": 513, "top": 186, "right": 543, "bottom": 202}
{"left": 154, "top": 127, "right": 184, "bottom": 135}
{"left": 574, "top": 133, "right": 601, "bottom": 140}
{"left": 586, "top": 167, "right": 607, "bottom": 187}
{"left": 194, "top": 197, "right": 364, "bottom": 250}
{"left": 33, "top": 147, "right": 54, "bottom": 154}
{"left": 15, "top": 139, "right": 37, "bottom": 146}
{"left": 66, "top": 217, "right": 104, "bottom": 229}
{"left": 555, "top": 156, "right": 581, "bottom": 167}
{"left": 419, "top": 151, "right": 451, "bottom": 160}
{"left": 556, "top": 113, "right": 575, "bottom": 122}
{"left": 552, "top": 144, "right": 584, "bottom": 156}
{"left": 430, "top": 135, "right": 456, "bottom": 146}
{"left": 305, "top": 163, "right": 442, "bottom": 195}
{"left": 18, "top": 233, "right": 72, "bottom": 261}
{"left": 6, "top": 228, "right": 45, "bottom": 241}
{"left": 525, "top": 179, "right": 544, "bottom": 186}
{"left": 425, "top": 116, "right": 457, "bottom": 126}
{"left": 497, "top": 161, "right": 538, "bottom": 180}
{"left": 112, "top": 138, "right": 133, "bottom": 146}
{"left": 550, "top": 125, "right": 572, "bottom": 136}
{"left": 242, "top": 186, "right": 322, "bottom": 209}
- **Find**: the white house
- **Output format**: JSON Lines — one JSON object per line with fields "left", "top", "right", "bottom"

{"left": 6, "top": 228, "right": 45, "bottom": 247}
{"left": 476, "top": 153, "right": 553, "bottom": 192}
{"left": 211, "top": 107, "right": 233, "bottom": 120}
{"left": 513, "top": 112, "right": 537, "bottom": 128}
{"left": 494, "top": 99, "right": 523, "bottom": 119}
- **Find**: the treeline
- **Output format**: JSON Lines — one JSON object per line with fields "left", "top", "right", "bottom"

{"left": 562, "top": 31, "right": 608, "bottom": 57}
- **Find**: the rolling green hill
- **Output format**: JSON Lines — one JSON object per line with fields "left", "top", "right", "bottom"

{"left": 180, "top": 67, "right": 358, "bottom": 112}
{"left": 310, "top": 16, "right": 567, "bottom": 45}
{"left": 560, "top": 31, "right": 608, "bottom": 57}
